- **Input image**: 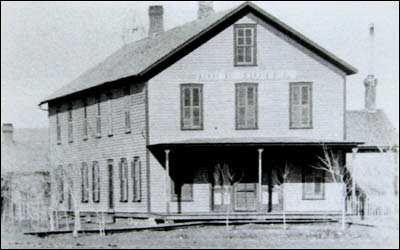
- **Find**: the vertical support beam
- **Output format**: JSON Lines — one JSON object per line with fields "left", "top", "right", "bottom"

{"left": 351, "top": 148, "right": 358, "bottom": 201}
{"left": 258, "top": 149, "right": 264, "bottom": 208}
{"left": 165, "top": 149, "right": 171, "bottom": 214}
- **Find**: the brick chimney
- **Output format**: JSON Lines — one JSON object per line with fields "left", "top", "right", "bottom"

{"left": 364, "top": 23, "right": 378, "bottom": 113}
{"left": 2, "top": 123, "right": 14, "bottom": 144}
{"left": 198, "top": 1, "right": 214, "bottom": 19}
{"left": 148, "top": 5, "right": 164, "bottom": 37}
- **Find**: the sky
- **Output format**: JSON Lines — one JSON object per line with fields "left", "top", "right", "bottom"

{"left": 1, "top": 1, "right": 399, "bottom": 131}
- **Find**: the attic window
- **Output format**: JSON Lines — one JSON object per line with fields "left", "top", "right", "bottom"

{"left": 234, "top": 24, "right": 257, "bottom": 66}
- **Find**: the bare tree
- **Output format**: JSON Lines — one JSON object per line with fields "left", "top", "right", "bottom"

{"left": 52, "top": 165, "right": 82, "bottom": 237}
{"left": 311, "top": 145, "right": 351, "bottom": 231}
{"left": 214, "top": 163, "right": 243, "bottom": 229}
{"left": 271, "top": 162, "right": 292, "bottom": 230}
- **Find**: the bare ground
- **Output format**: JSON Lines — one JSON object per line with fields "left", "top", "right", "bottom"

{"left": 1, "top": 222, "right": 399, "bottom": 249}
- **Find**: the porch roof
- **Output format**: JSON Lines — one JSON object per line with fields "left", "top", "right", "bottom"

{"left": 149, "top": 137, "right": 363, "bottom": 148}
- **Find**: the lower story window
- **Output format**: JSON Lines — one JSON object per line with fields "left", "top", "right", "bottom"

{"left": 171, "top": 178, "right": 193, "bottom": 202}
{"left": 81, "top": 162, "right": 89, "bottom": 203}
{"left": 92, "top": 161, "right": 100, "bottom": 203}
{"left": 56, "top": 165, "right": 64, "bottom": 203}
{"left": 119, "top": 158, "right": 129, "bottom": 202}
{"left": 302, "top": 166, "right": 325, "bottom": 200}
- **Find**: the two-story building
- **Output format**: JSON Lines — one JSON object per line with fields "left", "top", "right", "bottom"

{"left": 40, "top": 2, "right": 365, "bottom": 221}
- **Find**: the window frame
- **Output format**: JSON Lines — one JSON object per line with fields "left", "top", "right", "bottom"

{"left": 107, "top": 159, "right": 114, "bottom": 209}
{"left": 235, "top": 83, "right": 258, "bottom": 130}
{"left": 56, "top": 165, "right": 64, "bottom": 203}
{"left": 83, "top": 99, "right": 88, "bottom": 141}
{"left": 124, "top": 87, "right": 132, "bottom": 134}
{"left": 95, "top": 95, "right": 102, "bottom": 138}
{"left": 289, "top": 82, "right": 313, "bottom": 129}
{"left": 119, "top": 158, "right": 129, "bottom": 202}
{"left": 67, "top": 102, "right": 73, "bottom": 143}
{"left": 92, "top": 161, "right": 100, "bottom": 203}
{"left": 131, "top": 157, "right": 142, "bottom": 202}
{"left": 107, "top": 92, "right": 113, "bottom": 137}
{"left": 302, "top": 166, "right": 325, "bottom": 200}
{"left": 180, "top": 84, "right": 204, "bottom": 131}
{"left": 171, "top": 181, "right": 194, "bottom": 202}
{"left": 81, "top": 162, "right": 89, "bottom": 203}
{"left": 56, "top": 106, "right": 62, "bottom": 145}
{"left": 234, "top": 23, "right": 257, "bottom": 67}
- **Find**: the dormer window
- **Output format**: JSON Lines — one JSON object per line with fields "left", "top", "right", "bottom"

{"left": 234, "top": 24, "right": 257, "bottom": 66}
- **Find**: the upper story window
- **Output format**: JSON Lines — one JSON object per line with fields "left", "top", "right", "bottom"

{"left": 56, "top": 106, "right": 62, "bottom": 144}
{"left": 67, "top": 103, "right": 73, "bottom": 143}
{"left": 236, "top": 83, "right": 258, "bottom": 129}
{"left": 234, "top": 24, "right": 257, "bottom": 66}
{"left": 95, "top": 95, "right": 102, "bottom": 138}
{"left": 303, "top": 166, "right": 325, "bottom": 200}
{"left": 83, "top": 99, "right": 88, "bottom": 141}
{"left": 107, "top": 92, "right": 113, "bottom": 137}
{"left": 181, "top": 84, "right": 203, "bottom": 130}
{"left": 124, "top": 87, "right": 132, "bottom": 133}
{"left": 290, "top": 82, "right": 312, "bottom": 129}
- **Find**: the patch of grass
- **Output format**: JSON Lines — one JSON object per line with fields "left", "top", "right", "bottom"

{"left": 1, "top": 221, "right": 399, "bottom": 249}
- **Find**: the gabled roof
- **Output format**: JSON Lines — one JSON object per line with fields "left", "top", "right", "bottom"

{"left": 41, "top": 1, "right": 358, "bottom": 105}
{"left": 346, "top": 110, "right": 399, "bottom": 148}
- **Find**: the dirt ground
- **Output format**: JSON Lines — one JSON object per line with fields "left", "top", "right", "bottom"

{"left": 1, "top": 222, "right": 399, "bottom": 249}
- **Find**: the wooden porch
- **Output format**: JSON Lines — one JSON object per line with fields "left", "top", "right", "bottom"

{"left": 145, "top": 211, "right": 344, "bottom": 223}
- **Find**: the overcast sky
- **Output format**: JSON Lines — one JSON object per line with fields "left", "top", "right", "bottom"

{"left": 1, "top": 1, "right": 399, "bottom": 131}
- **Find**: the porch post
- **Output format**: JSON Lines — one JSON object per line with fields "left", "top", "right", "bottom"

{"left": 258, "top": 149, "right": 264, "bottom": 206}
{"left": 165, "top": 149, "right": 171, "bottom": 214}
{"left": 351, "top": 148, "right": 358, "bottom": 202}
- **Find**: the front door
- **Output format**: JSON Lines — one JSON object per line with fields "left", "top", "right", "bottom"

{"left": 234, "top": 183, "right": 257, "bottom": 211}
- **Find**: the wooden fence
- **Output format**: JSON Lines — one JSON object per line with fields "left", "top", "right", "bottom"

{"left": 346, "top": 195, "right": 397, "bottom": 217}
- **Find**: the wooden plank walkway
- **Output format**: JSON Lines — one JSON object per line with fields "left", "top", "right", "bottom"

{"left": 24, "top": 217, "right": 338, "bottom": 237}
{"left": 24, "top": 221, "right": 207, "bottom": 237}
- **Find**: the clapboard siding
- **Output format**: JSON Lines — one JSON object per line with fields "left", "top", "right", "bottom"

{"left": 148, "top": 14, "right": 345, "bottom": 213}
{"left": 285, "top": 183, "right": 342, "bottom": 212}
{"left": 48, "top": 83, "right": 148, "bottom": 213}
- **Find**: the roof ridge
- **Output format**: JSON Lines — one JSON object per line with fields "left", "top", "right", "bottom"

{"left": 41, "top": 2, "right": 358, "bottom": 104}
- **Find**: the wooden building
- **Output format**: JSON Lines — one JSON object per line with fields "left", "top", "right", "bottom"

{"left": 1, "top": 124, "right": 50, "bottom": 222}
{"left": 40, "top": 2, "right": 387, "bottom": 221}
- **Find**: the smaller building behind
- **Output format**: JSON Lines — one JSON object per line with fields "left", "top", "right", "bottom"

{"left": 1, "top": 124, "right": 51, "bottom": 222}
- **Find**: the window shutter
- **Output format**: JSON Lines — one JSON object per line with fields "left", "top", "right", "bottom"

{"left": 81, "top": 165, "right": 84, "bottom": 202}
{"left": 96, "top": 163, "right": 100, "bottom": 202}
{"left": 181, "top": 85, "right": 203, "bottom": 130}
{"left": 107, "top": 94, "right": 113, "bottom": 136}
{"left": 124, "top": 162, "right": 128, "bottom": 201}
{"left": 92, "top": 164, "right": 95, "bottom": 202}
{"left": 119, "top": 160, "right": 123, "bottom": 202}
{"left": 291, "top": 83, "right": 311, "bottom": 128}
{"left": 247, "top": 86, "right": 256, "bottom": 127}
{"left": 133, "top": 158, "right": 141, "bottom": 202}
{"left": 236, "top": 84, "right": 257, "bottom": 129}
{"left": 131, "top": 159, "right": 135, "bottom": 201}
